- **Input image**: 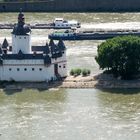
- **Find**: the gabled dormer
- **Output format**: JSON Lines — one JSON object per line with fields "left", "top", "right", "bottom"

{"left": 58, "top": 39, "right": 66, "bottom": 51}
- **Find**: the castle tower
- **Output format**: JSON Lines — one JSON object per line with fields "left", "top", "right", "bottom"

{"left": 12, "top": 9, "right": 31, "bottom": 54}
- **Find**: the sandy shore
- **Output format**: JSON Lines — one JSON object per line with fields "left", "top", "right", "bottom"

{"left": 3, "top": 73, "right": 140, "bottom": 91}
{"left": 61, "top": 74, "right": 140, "bottom": 89}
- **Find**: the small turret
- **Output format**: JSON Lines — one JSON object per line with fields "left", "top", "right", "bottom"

{"left": 2, "top": 38, "right": 9, "bottom": 54}
{"left": 44, "top": 42, "right": 50, "bottom": 54}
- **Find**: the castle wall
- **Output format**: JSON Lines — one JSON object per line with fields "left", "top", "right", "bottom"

{"left": 0, "top": 58, "right": 67, "bottom": 82}
{"left": 0, "top": 0, "right": 140, "bottom": 12}
{"left": 0, "top": 59, "right": 54, "bottom": 81}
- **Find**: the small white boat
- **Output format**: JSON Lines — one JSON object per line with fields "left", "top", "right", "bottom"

{"left": 53, "top": 18, "right": 81, "bottom": 29}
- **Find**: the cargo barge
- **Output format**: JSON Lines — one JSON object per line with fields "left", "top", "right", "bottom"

{"left": 0, "top": 18, "right": 80, "bottom": 29}
{"left": 48, "top": 30, "right": 140, "bottom": 40}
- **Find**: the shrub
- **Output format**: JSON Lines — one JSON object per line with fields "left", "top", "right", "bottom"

{"left": 70, "top": 69, "right": 75, "bottom": 76}
{"left": 74, "top": 68, "right": 82, "bottom": 76}
{"left": 82, "top": 69, "right": 91, "bottom": 76}
{"left": 70, "top": 68, "right": 81, "bottom": 76}
{"left": 70, "top": 68, "right": 91, "bottom": 77}
{"left": 95, "top": 36, "right": 140, "bottom": 79}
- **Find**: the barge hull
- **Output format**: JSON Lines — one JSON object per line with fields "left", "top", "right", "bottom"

{"left": 49, "top": 33, "right": 140, "bottom": 41}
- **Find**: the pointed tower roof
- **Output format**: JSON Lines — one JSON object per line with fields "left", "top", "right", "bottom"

{"left": 58, "top": 39, "right": 66, "bottom": 51}
{"left": 49, "top": 39, "right": 55, "bottom": 47}
{"left": 2, "top": 38, "right": 9, "bottom": 50}
{"left": 44, "top": 42, "right": 50, "bottom": 54}
{"left": 46, "top": 42, "right": 49, "bottom": 47}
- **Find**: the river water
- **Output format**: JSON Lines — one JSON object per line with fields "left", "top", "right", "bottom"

{"left": 0, "top": 13, "right": 140, "bottom": 140}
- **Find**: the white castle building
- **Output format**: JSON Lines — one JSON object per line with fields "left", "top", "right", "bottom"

{"left": 0, "top": 11, "right": 67, "bottom": 82}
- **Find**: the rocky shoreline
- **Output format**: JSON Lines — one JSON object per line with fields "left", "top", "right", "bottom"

{"left": 1, "top": 73, "right": 140, "bottom": 91}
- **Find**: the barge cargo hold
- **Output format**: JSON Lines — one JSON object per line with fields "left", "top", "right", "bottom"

{"left": 1, "top": 0, "right": 140, "bottom": 12}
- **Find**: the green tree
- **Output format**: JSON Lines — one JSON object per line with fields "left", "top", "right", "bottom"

{"left": 95, "top": 36, "right": 140, "bottom": 79}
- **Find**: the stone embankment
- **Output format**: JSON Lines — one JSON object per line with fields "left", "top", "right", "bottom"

{"left": 3, "top": 73, "right": 140, "bottom": 91}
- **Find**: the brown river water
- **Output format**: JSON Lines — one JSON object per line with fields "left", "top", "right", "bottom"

{"left": 0, "top": 12, "right": 140, "bottom": 140}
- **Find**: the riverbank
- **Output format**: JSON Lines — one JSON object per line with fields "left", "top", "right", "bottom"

{"left": 61, "top": 74, "right": 140, "bottom": 89}
{"left": 1, "top": 0, "right": 140, "bottom": 12}
{"left": 2, "top": 73, "right": 140, "bottom": 91}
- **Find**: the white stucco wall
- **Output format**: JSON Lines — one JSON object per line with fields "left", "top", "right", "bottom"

{"left": 12, "top": 34, "right": 31, "bottom": 54}
{"left": 52, "top": 51, "right": 67, "bottom": 77}
{"left": 0, "top": 60, "right": 54, "bottom": 82}
{"left": 0, "top": 58, "right": 67, "bottom": 82}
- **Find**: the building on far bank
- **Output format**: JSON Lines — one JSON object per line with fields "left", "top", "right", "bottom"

{"left": 0, "top": 10, "right": 67, "bottom": 82}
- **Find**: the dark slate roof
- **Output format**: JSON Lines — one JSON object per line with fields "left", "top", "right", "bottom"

{"left": 58, "top": 39, "right": 66, "bottom": 51}
{"left": 49, "top": 39, "right": 55, "bottom": 47}
{"left": 46, "top": 42, "right": 49, "bottom": 47}
{"left": 2, "top": 38, "right": 9, "bottom": 49}
{"left": 49, "top": 40, "right": 59, "bottom": 53}
{"left": 32, "top": 46, "right": 50, "bottom": 54}
{"left": 51, "top": 45, "right": 59, "bottom": 54}
{"left": 12, "top": 24, "right": 31, "bottom": 35}
{"left": 2, "top": 54, "right": 44, "bottom": 60}
{"left": 52, "top": 52, "right": 62, "bottom": 59}
{"left": 18, "top": 50, "right": 23, "bottom": 55}
{"left": 1, "top": 53, "right": 52, "bottom": 65}
{"left": 0, "top": 47, "right": 3, "bottom": 54}
{"left": 44, "top": 55, "right": 51, "bottom": 65}
{"left": 12, "top": 10, "right": 31, "bottom": 35}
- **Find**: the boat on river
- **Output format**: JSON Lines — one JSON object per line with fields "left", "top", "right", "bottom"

{"left": 48, "top": 29, "right": 140, "bottom": 40}
{"left": 52, "top": 18, "right": 81, "bottom": 29}
{"left": 0, "top": 18, "right": 81, "bottom": 29}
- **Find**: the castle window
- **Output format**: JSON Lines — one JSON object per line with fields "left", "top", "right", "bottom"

{"left": 24, "top": 68, "right": 27, "bottom": 71}
{"left": 9, "top": 68, "right": 12, "bottom": 71}
{"left": 63, "top": 64, "right": 66, "bottom": 68}
{"left": 32, "top": 68, "right": 35, "bottom": 71}
{"left": 59, "top": 65, "right": 61, "bottom": 68}
{"left": 24, "top": 37, "right": 26, "bottom": 39}
{"left": 39, "top": 68, "right": 42, "bottom": 71}
{"left": 17, "top": 68, "right": 20, "bottom": 71}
